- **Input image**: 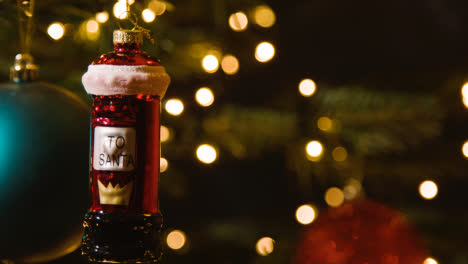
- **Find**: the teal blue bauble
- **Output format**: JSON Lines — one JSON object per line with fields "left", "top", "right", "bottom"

{"left": 0, "top": 81, "right": 90, "bottom": 262}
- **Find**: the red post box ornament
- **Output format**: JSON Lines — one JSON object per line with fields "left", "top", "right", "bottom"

{"left": 81, "top": 29, "right": 170, "bottom": 263}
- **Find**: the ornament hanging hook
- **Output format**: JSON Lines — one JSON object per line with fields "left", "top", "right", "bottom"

{"left": 17, "top": 0, "right": 35, "bottom": 54}
{"left": 115, "top": 0, "right": 155, "bottom": 44}
{"left": 11, "top": 0, "right": 38, "bottom": 82}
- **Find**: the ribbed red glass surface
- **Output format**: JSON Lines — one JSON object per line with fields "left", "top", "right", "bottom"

{"left": 89, "top": 43, "right": 161, "bottom": 214}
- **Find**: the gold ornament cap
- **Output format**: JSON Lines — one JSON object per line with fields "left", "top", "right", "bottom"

{"left": 113, "top": 30, "right": 143, "bottom": 44}
{"left": 10, "top": 53, "right": 39, "bottom": 83}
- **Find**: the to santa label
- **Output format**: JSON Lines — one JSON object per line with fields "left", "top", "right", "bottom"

{"left": 93, "top": 126, "right": 136, "bottom": 171}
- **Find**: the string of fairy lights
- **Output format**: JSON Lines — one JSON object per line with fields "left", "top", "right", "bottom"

{"left": 44, "top": 1, "right": 441, "bottom": 262}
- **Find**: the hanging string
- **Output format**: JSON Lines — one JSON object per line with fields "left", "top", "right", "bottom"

{"left": 17, "top": 0, "right": 35, "bottom": 54}
{"left": 116, "top": 0, "right": 155, "bottom": 44}
{"left": 125, "top": 0, "right": 129, "bottom": 15}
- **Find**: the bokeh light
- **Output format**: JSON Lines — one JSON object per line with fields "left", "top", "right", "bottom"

{"left": 202, "top": 55, "right": 219, "bottom": 73}
{"left": 305, "top": 140, "right": 323, "bottom": 158}
{"left": 317, "top": 117, "right": 332, "bottom": 131}
{"left": 253, "top": 5, "right": 276, "bottom": 28}
{"left": 462, "top": 82, "right": 468, "bottom": 108}
{"left": 325, "top": 187, "right": 344, "bottom": 207}
{"left": 148, "top": 0, "right": 167, "bottom": 15}
{"left": 160, "top": 157, "right": 168, "bottom": 172}
{"left": 298, "top": 79, "right": 316, "bottom": 97}
{"left": 463, "top": 97, "right": 468, "bottom": 109}
{"left": 419, "top": 180, "right": 438, "bottom": 200}
{"left": 96, "top": 11, "right": 109, "bottom": 23}
{"left": 343, "top": 179, "right": 362, "bottom": 200}
{"left": 462, "top": 140, "right": 468, "bottom": 158}
{"left": 196, "top": 144, "right": 217, "bottom": 164}
{"left": 221, "top": 55, "right": 240, "bottom": 75}
{"left": 255, "top": 42, "right": 275, "bottom": 62}
{"left": 165, "top": 99, "right": 184, "bottom": 116}
{"left": 166, "top": 230, "right": 186, "bottom": 250}
{"left": 113, "top": 0, "right": 133, "bottom": 19}
{"left": 195, "top": 87, "right": 215, "bottom": 107}
{"left": 462, "top": 82, "right": 468, "bottom": 98}
{"left": 142, "top": 9, "right": 156, "bottom": 22}
{"left": 160, "top": 125, "right": 170, "bottom": 142}
{"left": 86, "top": 20, "right": 99, "bottom": 33}
{"left": 424, "top": 257, "right": 438, "bottom": 264}
{"left": 256, "top": 237, "right": 275, "bottom": 256}
{"left": 228, "top": 12, "right": 248, "bottom": 32}
{"left": 332, "top": 146, "right": 347, "bottom": 162}
{"left": 295, "top": 204, "right": 317, "bottom": 225}
{"left": 47, "top": 22, "right": 65, "bottom": 40}
{"left": 83, "top": 19, "right": 100, "bottom": 41}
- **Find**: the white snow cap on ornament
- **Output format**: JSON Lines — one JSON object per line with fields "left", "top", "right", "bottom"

{"left": 82, "top": 65, "right": 170, "bottom": 97}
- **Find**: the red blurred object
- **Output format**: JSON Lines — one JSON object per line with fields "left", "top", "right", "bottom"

{"left": 89, "top": 38, "right": 161, "bottom": 214}
{"left": 293, "top": 200, "right": 428, "bottom": 264}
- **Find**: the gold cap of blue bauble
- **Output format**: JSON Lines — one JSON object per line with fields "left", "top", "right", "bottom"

{"left": 10, "top": 53, "right": 39, "bottom": 83}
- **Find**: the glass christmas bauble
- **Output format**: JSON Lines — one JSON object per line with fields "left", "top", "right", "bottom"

{"left": 0, "top": 81, "right": 90, "bottom": 262}
{"left": 293, "top": 200, "right": 428, "bottom": 264}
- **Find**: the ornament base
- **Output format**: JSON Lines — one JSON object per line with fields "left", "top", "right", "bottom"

{"left": 82, "top": 212, "right": 163, "bottom": 263}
